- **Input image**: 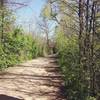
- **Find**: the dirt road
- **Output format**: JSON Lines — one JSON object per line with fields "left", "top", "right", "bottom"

{"left": 0, "top": 56, "right": 65, "bottom": 100}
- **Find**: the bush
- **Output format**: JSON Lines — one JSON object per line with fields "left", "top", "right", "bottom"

{"left": 56, "top": 32, "right": 89, "bottom": 100}
{"left": 0, "top": 28, "right": 45, "bottom": 69}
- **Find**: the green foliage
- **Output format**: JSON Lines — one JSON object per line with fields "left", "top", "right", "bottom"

{"left": 56, "top": 32, "right": 90, "bottom": 100}
{"left": 86, "top": 96, "right": 96, "bottom": 100}
{"left": 41, "top": 2, "right": 52, "bottom": 19}
{"left": 0, "top": 28, "right": 44, "bottom": 69}
{"left": 0, "top": 6, "right": 45, "bottom": 69}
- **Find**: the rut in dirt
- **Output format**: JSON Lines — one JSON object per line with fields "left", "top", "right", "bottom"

{"left": 0, "top": 55, "right": 66, "bottom": 100}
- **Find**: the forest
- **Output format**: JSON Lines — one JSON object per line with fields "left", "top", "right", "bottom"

{"left": 0, "top": 0, "right": 100, "bottom": 100}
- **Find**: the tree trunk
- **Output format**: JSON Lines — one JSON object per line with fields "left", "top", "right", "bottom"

{"left": 0, "top": 0, "right": 4, "bottom": 42}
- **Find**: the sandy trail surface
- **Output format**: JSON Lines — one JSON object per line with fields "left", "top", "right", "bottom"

{"left": 0, "top": 56, "right": 65, "bottom": 100}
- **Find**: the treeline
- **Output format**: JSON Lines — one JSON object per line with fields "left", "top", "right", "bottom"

{"left": 42, "top": 0, "right": 100, "bottom": 100}
{"left": 0, "top": 1, "right": 45, "bottom": 69}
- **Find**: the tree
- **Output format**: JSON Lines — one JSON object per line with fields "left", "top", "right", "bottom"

{"left": 41, "top": 0, "right": 100, "bottom": 99}
{"left": 38, "top": 18, "right": 49, "bottom": 49}
{"left": 0, "top": 0, "right": 5, "bottom": 41}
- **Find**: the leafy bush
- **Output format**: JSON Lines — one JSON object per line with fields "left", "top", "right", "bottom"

{"left": 0, "top": 28, "right": 45, "bottom": 69}
{"left": 56, "top": 32, "right": 89, "bottom": 100}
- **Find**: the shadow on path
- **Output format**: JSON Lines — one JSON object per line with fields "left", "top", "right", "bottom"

{"left": 0, "top": 56, "right": 66, "bottom": 100}
{"left": 0, "top": 95, "right": 24, "bottom": 100}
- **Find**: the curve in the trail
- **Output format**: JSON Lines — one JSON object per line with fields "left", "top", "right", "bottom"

{"left": 0, "top": 56, "right": 65, "bottom": 100}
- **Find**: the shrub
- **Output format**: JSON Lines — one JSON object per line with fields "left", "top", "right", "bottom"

{"left": 0, "top": 28, "right": 45, "bottom": 69}
{"left": 56, "top": 32, "right": 89, "bottom": 100}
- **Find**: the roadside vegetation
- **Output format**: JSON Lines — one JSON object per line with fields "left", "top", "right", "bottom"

{"left": 0, "top": 0, "right": 100, "bottom": 100}
{"left": 42, "top": 0, "right": 100, "bottom": 99}
{"left": 0, "top": 2, "right": 46, "bottom": 69}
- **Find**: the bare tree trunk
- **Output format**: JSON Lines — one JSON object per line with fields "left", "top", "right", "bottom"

{"left": 79, "top": 0, "right": 84, "bottom": 64}
{"left": 88, "top": 1, "right": 96, "bottom": 96}
{"left": 0, "top": 0, "right": 4, "bottom": 42}
{"left": 79, "top": 0, "right": 86, "bottom": 99}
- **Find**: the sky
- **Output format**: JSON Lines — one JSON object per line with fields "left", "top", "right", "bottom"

{"left": 15, "top": 0, "right": 46, "bottom": 33}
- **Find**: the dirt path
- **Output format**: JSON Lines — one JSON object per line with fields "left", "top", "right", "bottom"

{"left": 0, "top": 56, "right": 65, "bottom": 100}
